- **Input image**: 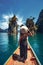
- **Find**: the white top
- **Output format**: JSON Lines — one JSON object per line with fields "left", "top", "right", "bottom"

{"left": 20, "top": 26, "right": 29, "bottom": 34}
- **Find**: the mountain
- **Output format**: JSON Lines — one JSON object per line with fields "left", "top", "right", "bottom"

{"left": 0, "top": 28, "right": 8, "bottom": 32}
{"left": 26, "top": 18, "right": 37, "bottom": 33}
{"left": 36, "top": 9, "right": 43, "bottom": 33}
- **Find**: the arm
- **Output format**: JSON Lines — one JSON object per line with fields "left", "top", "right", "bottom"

{"left": 20, "top": 31, "right": 33, "bottom": 40}
{"left": 28, "top": 31, "right": 33, "bottom": 36}
{"left": 20, "top": 31, "right": 33, "bottom": 42}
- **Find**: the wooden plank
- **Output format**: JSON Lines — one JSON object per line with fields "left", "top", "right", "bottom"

{"left": 4, "top": 42, "right": 41, "bottom": 65}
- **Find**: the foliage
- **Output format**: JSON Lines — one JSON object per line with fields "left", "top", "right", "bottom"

{"left": 36, "top": 9, "right": 43, "bottom": 33}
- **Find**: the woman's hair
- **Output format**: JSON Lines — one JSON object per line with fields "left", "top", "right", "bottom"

{"left": 20, "top": 24, "right": 24, "bottom": 27}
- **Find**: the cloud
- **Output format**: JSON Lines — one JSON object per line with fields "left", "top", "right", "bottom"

{"left": 0, "top": 22, "right": 8, "bottom": 30}
{"left": 0, "top": 13, "right": 14, "bottom": 29}
{"left": 16, "top": 15, "right": 24, "bottom": 26}
{"left": 2, "top": 13, "right": 14, "bottom": 21}
{"left": 0, "top": 13, "right": 25, "bottom": 29}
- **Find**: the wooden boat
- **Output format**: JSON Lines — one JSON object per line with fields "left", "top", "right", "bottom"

{"left": 4, "top": 41, "right": 41, "bottom": 65}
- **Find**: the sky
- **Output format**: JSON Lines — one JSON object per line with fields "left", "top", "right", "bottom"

{"left": 0, "top": 0, "right": 43, "bottom": 29}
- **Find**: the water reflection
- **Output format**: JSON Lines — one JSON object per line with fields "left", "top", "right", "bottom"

{"left": 0, "top": 33, "right": 19, "bottom": 65}
{"left": 0, "top": 33, "right": 9, "bottom": 52}
{"left": 29, "top": 33, "right": 43, "bottom": 65}
{"left": 0, "top": 33, "right": 43, "bottom": 64}
{"left": 8, "top": 34, "right": 18, "bottom": 47}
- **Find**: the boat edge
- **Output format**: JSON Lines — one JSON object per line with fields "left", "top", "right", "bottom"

{"left": 28, "top": 40, "right": 41, "bottom": 65}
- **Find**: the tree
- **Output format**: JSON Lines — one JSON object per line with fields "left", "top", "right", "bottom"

{"left": 36, "top": 9, "right": 43, "bottom": 33}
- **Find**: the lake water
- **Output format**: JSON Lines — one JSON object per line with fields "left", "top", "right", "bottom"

{"left": 0, "top": 33, "right": 43, "bottom": 65}
{"left": 28, "top": 33, "right": 43, "bottom": 65}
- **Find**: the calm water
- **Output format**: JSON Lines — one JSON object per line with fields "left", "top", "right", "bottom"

{"left": 0, "top": 33, "right": 43, "bottom": 65}
{"left": 0, "top": 33, "right": 19, "bottom": 65}
{"left": 29, "top": 33, "right": 43, "bottom": 65}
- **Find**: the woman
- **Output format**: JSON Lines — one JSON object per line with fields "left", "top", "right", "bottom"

{"left": 20, "top": 25, "right": 32, "bottom": 62}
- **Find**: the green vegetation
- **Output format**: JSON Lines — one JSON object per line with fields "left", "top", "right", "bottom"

{"left": 26, "top": 17, "right": 37, "bottom": 34}
{"left": 36, "top": 9, "right": 43, "bottom": 33}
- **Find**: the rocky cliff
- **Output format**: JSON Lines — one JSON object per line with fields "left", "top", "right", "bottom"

{"left": 36, "top": 9, "right": 43, "bottom": 33}
{"left": 8, "top": 15, "right": 18, "bottom": 34}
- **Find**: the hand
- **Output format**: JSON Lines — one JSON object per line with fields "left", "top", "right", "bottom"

{"left": 28, "top": 32, "right": 32, "bottom": 36}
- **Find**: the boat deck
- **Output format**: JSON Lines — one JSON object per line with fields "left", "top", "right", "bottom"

{"left": 4, "top": 45, "right": 40, "bottom": 65}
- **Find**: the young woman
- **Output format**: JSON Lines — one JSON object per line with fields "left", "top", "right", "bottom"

{"left": 20, "top": 25, "right": 32, "bottom": 62}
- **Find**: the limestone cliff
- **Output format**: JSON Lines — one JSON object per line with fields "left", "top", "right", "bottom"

{"left": 8, "top": 15, "right": 18, "bottom": 34}
{"left": 36, "top": 9, "right": 43, "bottom": 33}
